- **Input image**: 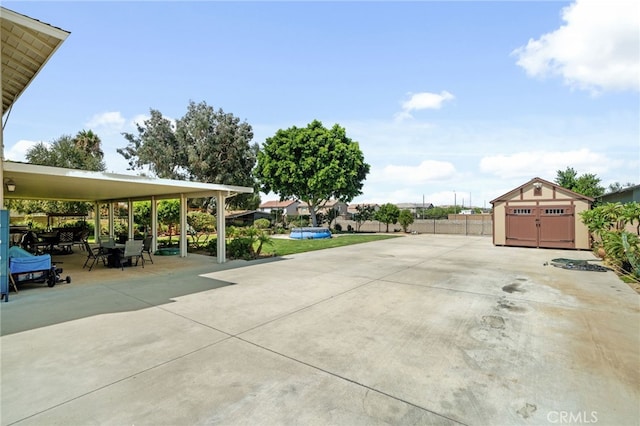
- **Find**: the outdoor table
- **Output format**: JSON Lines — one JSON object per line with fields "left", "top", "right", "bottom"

{"left": 100, "top": 242, "right": 125, "bottom": 268}
{"left": 36, "top": 232, "right": 59, "bottom": 253}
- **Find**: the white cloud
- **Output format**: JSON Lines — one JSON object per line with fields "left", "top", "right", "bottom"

{"left": 513, "top": 0, "right": 640, "bottom": 93}
{"left": 395, "top": 91, "right": 455, "bottom": 121}
{"left": 5, "top": 139, "right": 46, "bottom": 162}
{"left": 130, "top": 114, "right": 149, "bottom": 128}
{"left": 479, "top": 148, "right": 611, "bottom": 179}
{"left": 371, "top": 160, "right": 456, "bottom": 184}
{"left": 85, "top": 111, "right": 127, "bottom": 132}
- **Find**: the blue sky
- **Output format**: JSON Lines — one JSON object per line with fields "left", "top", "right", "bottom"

{"left": 3, "top": 1, "right": 639, "bottom": 208}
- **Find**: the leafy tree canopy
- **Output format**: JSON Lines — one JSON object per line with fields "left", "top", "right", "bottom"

{"left": 26, "top": 130, "right": 106, "bottom": 171}
{"left": 353, "top": 204, "right": 376, "bottom": 231}
{"left": 398, "top": 209, "right": 414, "bottom": 232}
{"left": 555, "top": 167, "right": 605, "bottom": 198}
{"left": 375, "top": 203, "right": 400, "bottom": 232}
{"left": 118, "top": 100, "right": 259, "bottom": 209}
{"left": 256, "top": 120, "right": 370, "bottom": 226}
{"left": 10, "top": 130, "right": 106, "bottom": 215}
{"left": 607, "top": 182, "right": 636, "bottom": 194}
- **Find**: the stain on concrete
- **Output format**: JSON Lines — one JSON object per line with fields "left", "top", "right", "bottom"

{"left": 502, "top": 283, "right": 525, "bottom": 293}
{"left": 496, "top": 299, "right": 527, "bottom": 313}
{"left": 516, "top": 403, "right": 537, "bottom": 419}
{"left": 481, "top": 315, "right": 505, "bottom": 329}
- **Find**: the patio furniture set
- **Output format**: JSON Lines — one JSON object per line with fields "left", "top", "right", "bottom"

{"left": 83, "top": 236, "right": 154, "bottom": 271}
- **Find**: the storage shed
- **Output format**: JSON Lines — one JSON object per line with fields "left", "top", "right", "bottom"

{"left": 491, "top": 177, "right": 593, "bottom": 249}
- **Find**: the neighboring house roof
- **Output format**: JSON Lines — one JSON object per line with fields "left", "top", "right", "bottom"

{"left": 490, "top": 177, "right": 595, "bottom": 204}
{"left": 599, "top": 184, "right": 640, "bottom": 203}
{"left": 298, "top": 200, "right": 346, "bottom": 208}
{"left": 225, "top": 210, "right": 271, "bottom": 219}
{"left": 259, "top": 200, "right": 298, "bottom": 208}
{"left": 347, "top": 203, "right": 380, "bottom": 213}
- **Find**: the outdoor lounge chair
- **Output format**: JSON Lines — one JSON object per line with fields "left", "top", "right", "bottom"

{"left": 82, "top": 240, "right": 110, "bottom": 271}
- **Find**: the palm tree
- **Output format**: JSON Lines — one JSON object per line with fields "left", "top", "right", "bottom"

{"left": 74, "top": 130, "right": 104, "bottom": 159}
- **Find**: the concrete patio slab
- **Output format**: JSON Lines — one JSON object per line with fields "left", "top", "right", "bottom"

{"left": 1, "top": 235, "right": 638, "bottom": 425}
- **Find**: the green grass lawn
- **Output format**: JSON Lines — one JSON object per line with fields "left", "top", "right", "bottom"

{"left": 260, "top": 234, "right": 402, "bottom": 256}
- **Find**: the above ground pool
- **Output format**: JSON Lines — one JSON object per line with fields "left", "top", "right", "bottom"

{"left": 289, "top": 227, "right": 332, "bottom": 239}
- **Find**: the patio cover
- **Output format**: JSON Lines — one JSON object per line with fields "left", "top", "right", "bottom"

{"left": 2, "top": 161, "right": 254, "bottom": 263}
{"left": 2, "top": 162, "right": 252, "bottom": 202}
{"left": 1, "top": 7, "right": 70, "bottom": 115}
{"left": 1, "top": 6, "right": 71, "bottom": 208}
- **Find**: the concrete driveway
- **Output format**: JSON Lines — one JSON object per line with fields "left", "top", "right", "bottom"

{"left": 1, "top": 235, "right": 638, "bottom": 425}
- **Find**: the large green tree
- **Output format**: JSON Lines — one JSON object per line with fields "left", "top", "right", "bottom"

{"left": 256, "top": 120, "right": 370, "bottom": 226}
{"left": 119, "top": 101, "right": 259, "bottom": 209}
{"left": 555, "top": 167, "right": 605, "bottom": 198}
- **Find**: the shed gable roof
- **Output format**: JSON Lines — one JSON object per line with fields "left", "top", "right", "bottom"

{"left": 490, "top": 177, "right": 595, "bottom": 204}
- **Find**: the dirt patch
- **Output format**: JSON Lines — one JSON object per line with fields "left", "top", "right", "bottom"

{"left": 550, "top": 258, "right": 610, "bottom": 272}
{"left": 622, "top": 278, "right": 640, "bottom": 294}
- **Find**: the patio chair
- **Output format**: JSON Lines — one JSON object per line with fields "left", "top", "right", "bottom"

{"left": 57, "top": 230, "right": 74, "bottom": 253}
{"left": 82, "top": 240, "right": 110, "bottom": 271}
{"left": 73, "top": 229, "right": 90, "bottom": 251}
{"left": 119, "top": 240, "right": 144, "bottom": 270}
{"left": 142, "top": 235, "right": 154, "bottom": 264}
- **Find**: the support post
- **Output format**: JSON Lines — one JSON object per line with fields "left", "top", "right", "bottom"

{"left": 216, "top": 192, "right": 226, "bottom": 263}
{"left": 128, "top": 199, "right": 134, "bottom": 241}
{"left": 180, "top": 194, "right": 188, "bottom": 257}
{"left": 108, "top": 203, "right": 115, "bottom": 240}
{"left": 151, "top": 196, "right": 157, "bottom": 252}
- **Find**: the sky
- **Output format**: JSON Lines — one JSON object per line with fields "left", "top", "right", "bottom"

{"left": 2, "top": 0, "right": 639, "bottom": 209}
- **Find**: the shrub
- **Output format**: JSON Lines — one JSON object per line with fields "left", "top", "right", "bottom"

{"left": 334, "top": 223, "right": 342, "bottom": 232}
{"left": 227, "top": 237, "right": 253, "bottom": 260}
{"left": 581, "top": 202, "right": 640, "bottom": 278}
{"left": 206, "top": 238, "right": 217, "bottom": 257}
{"left": 254, "top": 218, "right": 271, "bottom": 229}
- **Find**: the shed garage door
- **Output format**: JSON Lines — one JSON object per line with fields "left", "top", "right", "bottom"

{"left": 505, "top": 206, "right": 575, "bottom": 249}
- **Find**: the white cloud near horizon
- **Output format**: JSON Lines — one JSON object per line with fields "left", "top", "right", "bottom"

{"left": 394, "top": 91, "right": 455, "bottom": 121}
{"left": 479, "top": 148, "right": 611, "bottom": 179}
{"left": 85, "top": 111, "right": 127, "bottom": 132}
{"left": 5, "top": 139, "right": 46, "bottom": 162}
{"left": 371, "top": 160, "right": 457, "bottom": 184}
{"left": 513, "top": 0, "right": 640, "bottom": 93}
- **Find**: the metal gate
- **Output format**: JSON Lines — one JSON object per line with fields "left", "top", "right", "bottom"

{"left": 506, "top": 205, "right": 575, "bottom": 249}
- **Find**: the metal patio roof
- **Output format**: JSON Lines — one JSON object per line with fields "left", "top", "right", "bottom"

{"left": 1, "top": 6, "right": 70, "bottom": 114}
{"left": 3, "top": 162, "right": 253, "bottom": 203}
